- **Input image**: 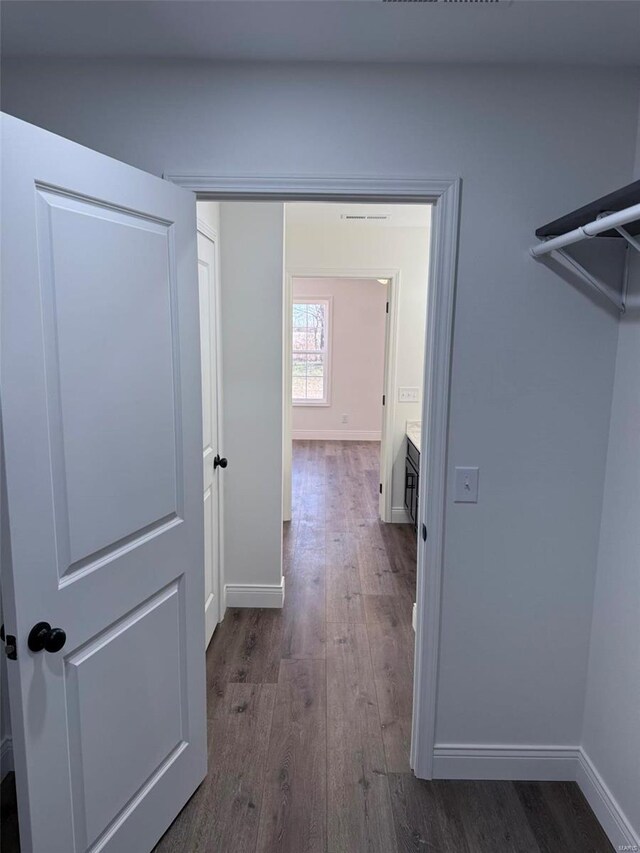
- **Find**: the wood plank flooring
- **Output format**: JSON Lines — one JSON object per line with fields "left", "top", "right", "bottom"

{"left": 155, "top": 440, "right": 613, "bottom": 853}
{"left": 2, "top": 441, "right": 613, "bottom": 853}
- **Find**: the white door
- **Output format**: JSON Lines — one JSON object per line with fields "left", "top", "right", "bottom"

{"left": 379, "top": 280, "right": 392, "bottom": 521}
{"left": 197, "top": 225, "right": 223, "bottom": 646}
{"left": 0, "top": 114, "right": 207, "bottom": 853}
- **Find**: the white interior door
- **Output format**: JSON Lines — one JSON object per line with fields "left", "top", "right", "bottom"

{"left": 197, "top": 225, "right": 223, "bottom": 646}
{"left": 379, "top": 279, "right": 392, "bottom": 521}
{"left": 0, "top": 114, "right": 207, "bottom": 853}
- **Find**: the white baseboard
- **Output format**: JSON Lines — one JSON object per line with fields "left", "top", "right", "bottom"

{"left": 576, "top": 748, "right": 639, "bottom": 849}
{"left": 292, "top": 429, "right": 381, "bottom": 441}
{"left": 391, "top": 506, "right": 411, "bottom": 524}
{"left": 225, "top": 578, "right": 285, "bottom": 609}
{"left": 432, "top": 744, "right": 579, "bottom": 781}
{"left": 431, "top": 743, "right": 639, "bottom": 850}
{"left": 1, "top": 736, "right": 13, "bottom": 779}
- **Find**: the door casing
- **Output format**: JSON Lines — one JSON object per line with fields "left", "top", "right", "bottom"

{"left": 165, "top": 173, "right": 460, "bottom": 780}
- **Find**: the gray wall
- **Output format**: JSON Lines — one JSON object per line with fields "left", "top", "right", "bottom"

{"left": 581, "top": 253, "right": 640, "bottom": 838}
{"left": 636, "top": 88, "right": 640, "bottom": 176}
{"left": 0, "top": 584, "right": 10, "bottom": 776}
{"left": 219, "top": 202, "right": 284, "bottom": 591}
{"left": 1, "top": 59, "right": 639, "bottom": 756}
{"left": 579, "top": 126, "right": 640, "bottom": 842}
{"left": 1, "top": 426, "right": 13, "bottom": 776}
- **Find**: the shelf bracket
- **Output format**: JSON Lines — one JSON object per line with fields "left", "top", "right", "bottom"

{"left": 551, "top": 248, "right": 626, "bottom": 314}
{"left": 614, "top": 226, "right": 640, "bottom": 254}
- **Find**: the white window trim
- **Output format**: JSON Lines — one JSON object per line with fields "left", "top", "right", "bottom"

{"left": 292, "top": 295, "right": 332, "bottom": 407}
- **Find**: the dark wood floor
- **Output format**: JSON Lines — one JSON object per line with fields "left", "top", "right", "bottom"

{"left": 154, "top": 440, "right": 612, "bottom": 853}
{"left": 1, "top": 771, "right": 20, "bottom": 853}
{"left": 2, "top": 441, "right": 613, "bottom": 852}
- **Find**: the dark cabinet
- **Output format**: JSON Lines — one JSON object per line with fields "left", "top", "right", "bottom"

{"left": 404, "top": 438, "right": 420, "bottom": 530}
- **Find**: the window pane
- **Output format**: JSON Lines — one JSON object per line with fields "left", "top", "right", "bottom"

{"left": 293, "top": 354, "right": 308, "bottom": 376}
{"left": 307, "top": 358, "right": 323, "bottom": 377}
{"left": 293, "top": 330, "right": 308, "bottom": 350}
{"left": 292, "top": 376, "right": 306, "bottom": 399}
{"left": 293, "top": 304, "right": 306, "bottom": 328}
{"left": 308, "top": 304, "right": 325, "bottom": 347}
{"left": 292, "top": 302, "right": 326, "bottom": 353}
{"left": 292, "top": 301, "right": 328, "bottom": 401}
{"left": 306, "top": 376, "right": 324, "bottom": 399}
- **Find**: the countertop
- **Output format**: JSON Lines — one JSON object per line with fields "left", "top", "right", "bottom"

{"left": 406, "top": 420, "right": 421, "bottom": 454}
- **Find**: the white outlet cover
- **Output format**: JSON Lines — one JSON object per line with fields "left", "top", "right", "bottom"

{"left": 454, "top": 467, "right": 479, "bottom": 503}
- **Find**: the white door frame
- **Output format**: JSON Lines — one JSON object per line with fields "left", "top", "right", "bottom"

{"left": 197, "top": 217, "right": 226, "bottom": 627}
{"left": 167, "top": 173, "right": 460, "bottom": 779}
{"left": 284, "top": 268, "right": 400, "bottom": 524}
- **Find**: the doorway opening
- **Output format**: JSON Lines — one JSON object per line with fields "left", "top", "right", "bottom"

{"left": 179, "top": 177, "right": 459, "bottom": 785}
{"left": 283, "top": 202, "right": 432, "bottom": 528}
{"left": 282, "top": 201, "right": 433, "bottom": 776}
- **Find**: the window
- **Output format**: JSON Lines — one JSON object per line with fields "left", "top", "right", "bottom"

{"left": 292, "top": 298, "right": 331, "bottom": 405}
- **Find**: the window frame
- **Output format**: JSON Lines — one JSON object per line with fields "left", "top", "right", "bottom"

{"left": 291, "top": 295, "right": 332, "bottom": 407}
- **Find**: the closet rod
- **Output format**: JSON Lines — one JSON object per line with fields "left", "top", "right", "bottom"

{"left": 530, "top": 202, "right": 640, "bottom": 258}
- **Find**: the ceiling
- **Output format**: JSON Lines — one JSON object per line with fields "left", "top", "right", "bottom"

{"left": 2, "top": 1, "right": 639, "bottom": 67}
{"left": 286, "top": 203, "right": 431, "bottom": 229}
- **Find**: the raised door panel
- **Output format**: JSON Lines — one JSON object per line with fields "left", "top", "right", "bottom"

{"left": 65, "top": 583, "right": 186, "bottom": 851}
{"left": 199, "top": 256, "right": 213, "bottom": 459}
{"left": 36, "top": 187, "right": 181, "bottom": 580}
{"left": 204, "top": 486, "right": 215, "bottom": 617}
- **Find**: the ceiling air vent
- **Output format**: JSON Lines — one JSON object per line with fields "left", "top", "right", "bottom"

{"left": 383, "top": 1, "right": 502, "bottom": 4}
{"left": 341, "top": 214, "right": 391, "bottom": 222}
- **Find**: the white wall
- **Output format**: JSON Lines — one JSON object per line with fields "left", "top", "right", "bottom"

{"left": 292, "top": 277, "right": 386, "bottom": 439}
{"left": 2, "top": 59, "right": 639, "bottom": 766}
{"left": 580, "top": 254, "right": 640, "bottom": 844}
{"left": 197, "top": 199, "right": 220, "bottom": 235}
{"left": 198, "top": 198, "right": 285, "bottom": 603}
{"left": 286, "top": 221, "right": 430, "bottom": 513}
{"left": 218, "top": 202, "right": 284, "bottom": 598}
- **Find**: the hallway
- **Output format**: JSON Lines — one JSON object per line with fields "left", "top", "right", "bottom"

{"left": 153, "top": 440, "right": 612, "bottom": 853}
{"left": 156, "top": 439, "right": 416, "bottom": 852}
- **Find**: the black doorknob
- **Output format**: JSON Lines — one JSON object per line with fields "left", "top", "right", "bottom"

{"left": 28, "top": 622, "right": 67, "bottom": 654}
{"left": 213, "top": 454, "right": 228, "bottom": 470}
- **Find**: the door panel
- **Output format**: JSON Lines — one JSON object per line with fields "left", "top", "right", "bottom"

{"left": 65, "top": 583, "right": 185, "bottom": 851}
{"left": 203, "top": 486, "right": 215, "bottom": 614}
{"left": 36, "top": 186, "right": 180, "bottom": 576}
{"left": 197, "top": 227, "right": 222, "bottom": 646}
{"left": 1, "top": 114, "right": 206, "bottom": 853}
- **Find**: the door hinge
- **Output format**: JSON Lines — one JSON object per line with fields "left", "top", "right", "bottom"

{"left": 0, "top": 625, "right": 17, "bottom": 661}
{"left": 421, "top": 523, "right": 428, "bottom": 542}
{"left": 382, "top": 394, "right": 385, "bottom": 406}
{"left": 379, "top": 483, "right": 383, "bottom": 495}
{"left": 386, "top": 301, "right": 389, "bottom": 314}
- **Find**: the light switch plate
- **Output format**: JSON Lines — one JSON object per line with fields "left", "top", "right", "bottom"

{"left": 454, "top": 467, "right": 479, "bottom": 503}
{"left": 398, "top": 387, "right": 420, "bottom": 403}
